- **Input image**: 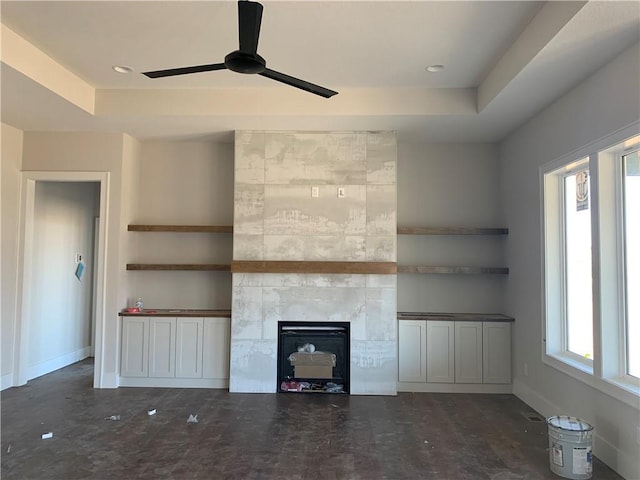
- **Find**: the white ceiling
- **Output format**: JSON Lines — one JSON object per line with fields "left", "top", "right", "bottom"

{"left": 1, "top": 1, "right": 639, "bottom": 143}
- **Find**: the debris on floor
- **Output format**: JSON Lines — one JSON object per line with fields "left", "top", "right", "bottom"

{"left": 280, "top": 380, "right": 345, "bottom": 393}
{"left": 41, "top": 432, "right": 53, "bottom": 440}
{"left": 147, "top": 409, "right": 157, "bottom": 416}
{"left": 6, "top": 444, "right": 11, "bottom": 454}
{"left": 187, "top": 414, "right": 198, "bottom": 424}
{"left": 325, "top": 382, "right": 343, "bottom": 393}
{"left": 104, "top": 415, "right": 120, "bottom": 421}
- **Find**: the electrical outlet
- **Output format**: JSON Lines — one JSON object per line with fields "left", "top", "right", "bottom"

{"left": 75, "top": 253, "right": 82, "bottom": 263}
{"left": 337, "top": 187, "right": 345, "bottom": 198}
{"left": 311, "top": 186, "right": 319, "bottom": 198}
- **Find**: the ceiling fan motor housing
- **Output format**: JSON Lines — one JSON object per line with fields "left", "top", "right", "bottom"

{"left": 224, "top": 51, "right": 266, "bottom": 74}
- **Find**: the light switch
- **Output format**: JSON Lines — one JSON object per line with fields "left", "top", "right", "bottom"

{"left": 311, "top": 186, "right": 319, "bottom": 198}
{"left": 338, "top": 187, "right": 345, "bottom": 198}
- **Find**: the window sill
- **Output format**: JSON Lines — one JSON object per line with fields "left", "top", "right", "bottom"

{"left": 605, "top": 376, "right": 640, "bottom": 398}
{"left": 544, "top": 353, "right": 639, "bottom": 410}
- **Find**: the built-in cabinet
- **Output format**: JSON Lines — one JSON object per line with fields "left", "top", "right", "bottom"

{"left": 398, "top": 320, "right": 426, "bottom": 383}
{"left": 396, "top": 225, "right": 512, "bottom": 392}
{"left": 482, "top": 322, "right": 512, "bottom": 384}
{"left": 397, "top": 317, "right": 512, "bottom": 393}
{"left": 120, "top": 315, "right": 230, "bottom": 388}
{"left": 454, "top": 322, "right": 483, "bottom": 384}
{"left": 426, "top": 321, "right": 455, "bottom": 383}
{"left": 120, "top": 316, "right": 149, "bottom": 378}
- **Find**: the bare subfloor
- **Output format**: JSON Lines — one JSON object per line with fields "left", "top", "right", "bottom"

{"left": 1, "top": 359, "right": 623, "bottom": 479}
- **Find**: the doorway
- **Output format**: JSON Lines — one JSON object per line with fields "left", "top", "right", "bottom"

{"left": 16, "top": 172, "right": 109, "bottom": 388}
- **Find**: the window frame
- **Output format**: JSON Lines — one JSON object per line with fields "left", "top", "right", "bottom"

{"left": 559, "top": 162, "right": 593, "bottom": 366}
{"left": 541, "top": 125, "right": 640, "bottom": 409}
{"left": 620, "top": 149, "right": 640, "bottom": 380}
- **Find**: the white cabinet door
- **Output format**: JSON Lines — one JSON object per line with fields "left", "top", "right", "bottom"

{"left": 203, "top": 317, "right": 230, "bottom": 380}
{"left": 426, "top": 321, "right": 455, "bottom": 383}
{"left": 176, "top": 318, "right": 203, "bottom": 378}
{"left": 121, "top": 317, "right": 149, "bottom": 377}
{"left": 483, "top": 322, "right": 512, "bottom": 384}
{"left": 398, "top": 320, "right": 427, "bottom": 383}
{"left": 149, "top": 317, "right": 176, "bottom": 378}
{"left": 455, "top": 322, "right": 483, "bottom": 383}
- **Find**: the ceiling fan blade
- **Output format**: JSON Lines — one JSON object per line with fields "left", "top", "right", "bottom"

{"left": 260, "top": 68, "right": 338, "bottom": 98}
{"left": 238, "top": 0, "right": 263, "bottom": 55}
{"left": 142, "top": 63, "right": 226, "bottom": 78}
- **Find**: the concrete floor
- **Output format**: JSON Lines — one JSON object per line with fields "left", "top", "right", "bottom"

{"left": 1, "top": 359, "right": 623, "bottom": 479}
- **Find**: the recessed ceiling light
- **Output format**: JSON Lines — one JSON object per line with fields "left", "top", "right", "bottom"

{"left": 113, "top": 65, "right": 134, "bottom": 74}
{"left": 426, "top": 64, "right": 444, "bottom": 73}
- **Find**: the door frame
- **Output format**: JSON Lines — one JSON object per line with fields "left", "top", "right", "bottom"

{"left": 15, "top": 171, "right": 110, "bottom": 388}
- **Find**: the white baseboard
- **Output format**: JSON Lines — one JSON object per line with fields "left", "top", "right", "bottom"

{"left": 593, "top": 431, "right": 638, "bottom": 480}
{"left": 118, "top": 376, "right": 229, "bottom": 389}
{"left": 1, "top": 373, "right": 14, "bottom": 391}
{"left": 512, "top": 377, "right": 560, "bottom": 416}
{"left": 99, "top": 371, "right": 119, "bottom": 389}
{"left": 27, "top": 346, "right": 91, "bottom": 381}
{"left": 397, "top": 382, "right": 512, "bottom": 394}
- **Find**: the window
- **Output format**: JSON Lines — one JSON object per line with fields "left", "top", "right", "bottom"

{"left": 544, "top": 158, "right": 593, "bottom": 369}
{"left": 623, "top": 151, "right": 639, "bottom": 378}
{"left": 563, "top": 169, "right": 593, "bottom": 360}
{"left": 542, "top": 131, "right": 640, "bottom": 405}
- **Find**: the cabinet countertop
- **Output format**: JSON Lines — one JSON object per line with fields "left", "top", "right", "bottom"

{"left": 120, "top": 310, "right": 512, "bottom": 321}
{"left": 120, "top": 309, "right": 231, "bottom": 317}
{"left": 397, "top": 312, "right": 514, "bottom": 322}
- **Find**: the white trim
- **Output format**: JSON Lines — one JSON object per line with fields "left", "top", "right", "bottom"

{"left": 512, "top": 377, "right": 561, "bottom": 416}
{"left": 15, "top": 171, "right": 110, "bottom": 388}
{"left": 26, "top": 347, "right": 91, "bottom": 381}
{"left": 397, "top": 382, "right": 512, "bottom": 394}
{"left": 540, "top": 121, "right": 639, "bottom": 175}
{"left": 91, "top": 217, "right": 100, "bottom": 357}
{"left": 118, "top": 377, "right": 229, "bottom": 389}
{"left": 1, "top": 374, "right": 14, "bottom": 391}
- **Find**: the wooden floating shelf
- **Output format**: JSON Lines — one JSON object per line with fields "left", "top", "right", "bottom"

{"left": 397, "top": 312, "right": 514, "bottom": 322}
{"left": 127, "top": 264, "right": 231, "bottom": 271}
{"left": 128, "top": 225, "right": 233, "bottom": 233}
{"left": 397, "top": 227, "right": 508, "bottom": 235}
{"left": 397, "top": 266, "right": 509, "bottom": 275}
{"left": 231, "top": 261, "right": 397, "bottom": 275}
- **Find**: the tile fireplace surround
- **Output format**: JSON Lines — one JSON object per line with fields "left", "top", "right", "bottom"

{"left": 230, "top": 131, "right": 398, "bottom": 395}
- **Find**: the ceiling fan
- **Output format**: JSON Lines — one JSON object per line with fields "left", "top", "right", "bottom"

{"left": 142, "top": 0, "right": 338, "bottom": 98}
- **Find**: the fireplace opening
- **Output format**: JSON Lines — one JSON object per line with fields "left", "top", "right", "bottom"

{"left": 277, "top": 321, "right": 350, "bottom": 394}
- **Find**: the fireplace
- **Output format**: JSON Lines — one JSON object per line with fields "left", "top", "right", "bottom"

{"left": 230, "top": 131, "right": 398, "bottom": 395}
{"left": 277, "top": 321, "right": 350, "bottom": 394}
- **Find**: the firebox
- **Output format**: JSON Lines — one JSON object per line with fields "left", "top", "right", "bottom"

{"left": 277, "top": 321, "right": 350, "bottom": 394}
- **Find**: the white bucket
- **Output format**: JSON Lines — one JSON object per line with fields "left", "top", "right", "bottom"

{"left": 547, "top": 416, "right": 594, "bottom": 479}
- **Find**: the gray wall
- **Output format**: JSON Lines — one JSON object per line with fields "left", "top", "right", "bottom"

{"left": 127, "top": 140, "right": 234, "bottom": 309}
{"left": 500, "top": 42, "right": 640, "bottom": 479}
{"left": 397, "top": 143, "right": 505, "bottom": 313}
